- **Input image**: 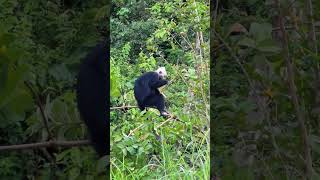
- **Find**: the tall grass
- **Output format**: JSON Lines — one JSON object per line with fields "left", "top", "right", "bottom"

{"left": 111, "top": 129, "right": 210, "bottom": 179}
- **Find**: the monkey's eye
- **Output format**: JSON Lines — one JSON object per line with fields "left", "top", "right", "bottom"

{"left": 159, "top": 71, "right": 162, "bottom": 74}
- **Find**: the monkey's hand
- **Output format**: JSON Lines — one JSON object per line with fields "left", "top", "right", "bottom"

{"left": 158, "top": 86, "right": 166, "bottom": 98}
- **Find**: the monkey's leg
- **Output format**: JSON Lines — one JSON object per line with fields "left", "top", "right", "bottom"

{"left": 148, "top": 94, "right": 169, "bottom": 117}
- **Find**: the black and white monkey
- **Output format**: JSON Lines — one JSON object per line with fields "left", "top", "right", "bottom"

{"left": 134, "top": 67, "right": 170, "bottom": 117}
{"left": 76, "top": 41, "right": 109, "bottom": 157}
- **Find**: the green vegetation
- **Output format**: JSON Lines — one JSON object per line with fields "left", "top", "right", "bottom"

{"left": 110, "top": 0, "right": 209, "bottom": 179}
{"left": 0, "top": 0, "right": 108, "bottom": 179}
{"left": 212, "top": 0, "right": 320, "bottom": 179}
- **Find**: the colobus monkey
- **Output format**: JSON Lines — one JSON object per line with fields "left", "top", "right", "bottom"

{"left": 134, "top": 67, "right": 169, "bottom": 117}
{"left": 76, "top": 41, "right": 109, "bottom": 157}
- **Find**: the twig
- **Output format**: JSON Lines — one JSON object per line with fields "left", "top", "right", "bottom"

{"left": 24, "top": 82, "right": 53, "bottom": 140}
{"left": 213, "top": 29, "right": 269, "bottom": 111}
{"left": 156, "top": 113, "right": 202, "bottom": 132}
{"left": 156, "top": 116, "right": 174, "bottom": 129}
{"left": 274, "top": 0, "right": 313, "bottom": 178}
{"left": 272, "top": 26, "right": 295, "bottom": 31}
{"left": 213, "top": 28, "right": 283, "bottom": 162}
{"left": 305, "top": 0, "right": 320, "bottom": 81}
{"left": 0, "top": 140, "right": 91, "bottom": 151}
{"left": 213, "top": 0, "right": 219, "bottom": 29}
{"left": 110, "top": 105, "right": 138, "bottom": 110}
{"left": 127, "top": 124, "right": 145, "bottom": 136}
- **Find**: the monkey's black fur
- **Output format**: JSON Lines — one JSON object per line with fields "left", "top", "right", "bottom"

{"left": 134, "top": 71, "right": 168, "bottom": 116}
{"left": 76, "top": 42, "right": 109, "bottom": 157}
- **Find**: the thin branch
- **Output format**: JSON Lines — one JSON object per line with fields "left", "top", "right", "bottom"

{"left": 212, "top": 30, "right": 256, "bottom": 96}
{"left": 305, "top": 0, "right": 319, "bottom": 80}
{"left": 179, "top": 32, "right": 196, "bottom": 53}
{"left": 213, "top": 29, "right": 283, "bottom": 159}
{"left": 213, "top": 0, "right": 219, "bottom": 29}
{"left": 272, "top": 26, "right": 295, "bottom": 31}
{"left": 156, "top": 116, "right": 174, "bottom": 129}
{"left": 110, "top": 105, "right": 138, "bottom": 110}
{"left": 305, "top": 0, "right": 317, "bottom": 44}
{"left": 24, "top": 82, "right": 53, "bottom": 140}
{"left": 157, "top": 113, "right": 202, "bottom": 132}
{"left": 127, "top": 124, "right": 145, "bottom": 136}
{"left": 274, "top": 0, "right": 313, "bottom": 178}
{"left": 170, "top": 33, "right": 187, "bottom": 51}
{"left": 0, "top": 140, "right": 90, "bottom": 151}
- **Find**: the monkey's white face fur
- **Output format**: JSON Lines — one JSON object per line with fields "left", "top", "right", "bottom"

{"left": 156, "top": 67, "right": 167, "bottom": 78}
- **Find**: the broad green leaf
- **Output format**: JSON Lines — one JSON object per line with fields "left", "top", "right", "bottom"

{"left": 256, "top": 39, "right": 281, "bottom": 53}
{"left": 238, "top": 37, "right": 256, "bottom": 48}
{"left": 310, "top": 135, "right": 320, "bottom": 155}
{"left": 249, "top": 22, "right": 273, "bottom": 42}
{"left": 0, "top": 64, "right": 29, "bottom": 109}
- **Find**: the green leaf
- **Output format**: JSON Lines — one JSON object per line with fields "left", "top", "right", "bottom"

{"left": 110, "top": 59, "right": 121, "bottom": 98}
{"left": 69, "top": 168, "right": 80, "bottom": 180}
{"left": 56, "top": 150, "right": 70, "bottom": 161}
{"left": 154, "top": 28, "right": 167, "bottom": 39}
{"left": 238, "top": 37, "right": 256, "bottom": 48}
{"left": 249, "top": 22, "right": 273, "bottom": 42}
{"left": 256, "top": 39, "right": 281, "bottom": 53}
{"left": 310, "top": 135, "right": 320, "bottom": 155}
{"left": 312, "top": 172, "right": 320, "bottom": 180}
{"left": 122, "top": 148, "right": 127, "bottom": 157}
{"left": 48, "top": 64, "right": 72, "bottom": 81}
{"left": 7, "top": 87, "right": 33, "bottom": 116}
{"left": 0, "top": 64, "right": 29, "bottom": 109}
{"left": 126, "top": 146, "right": 135, "bottom": 155}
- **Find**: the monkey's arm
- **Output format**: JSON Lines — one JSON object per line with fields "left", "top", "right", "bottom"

{"left": 150, "top": 78, "right": 168, "bottom": 88}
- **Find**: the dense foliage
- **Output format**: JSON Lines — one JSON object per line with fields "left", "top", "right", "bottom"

{"left": 212, "top": 0, "right": 320, "bottom": 179}
{"left": 0, "top": 0, "right": 108, "bottom": 179}
{"left": 110, "top": 0, "right": 210, "bottom": 179}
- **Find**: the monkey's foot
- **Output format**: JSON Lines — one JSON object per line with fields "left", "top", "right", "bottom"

{"left": 160, "top": 111, "right": 170, "bottom": 117}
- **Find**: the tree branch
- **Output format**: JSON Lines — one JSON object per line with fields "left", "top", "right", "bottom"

{"left": 0, "top": 140, "right": 91, "bottom": 151}
{"left": 24, "top": 82, "right": 53, "bottom": 140}
{"left": 110, "top": 105, "right": 138, "bottom": 110}
{"left": 274, "top": 0, "right": 313, "bottom": 178}
{"left": 305, "top": 0, "right": 320, "bottom": 83}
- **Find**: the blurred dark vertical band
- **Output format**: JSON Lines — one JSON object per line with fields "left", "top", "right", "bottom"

{"left": 210, "top": 0, "right": 216, "bottom": 179}
{"left": 106, "top": 0, "right": 111, "bottom": 177}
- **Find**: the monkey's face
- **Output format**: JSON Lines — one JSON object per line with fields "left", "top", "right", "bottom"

{"left": 156, "top": 67, "right": 167, "bottom": 79}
